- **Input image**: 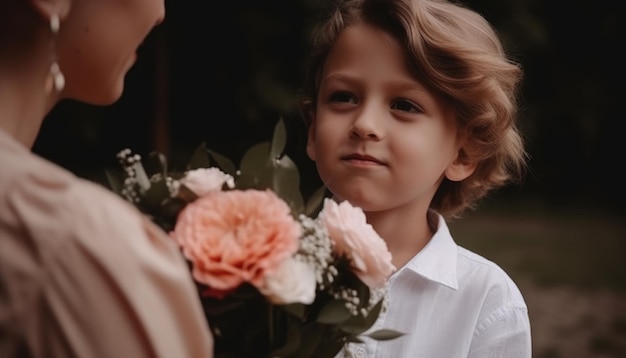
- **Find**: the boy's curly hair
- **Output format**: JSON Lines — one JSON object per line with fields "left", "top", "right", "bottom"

{"left": 300, "top": 0, "right": 527, "bottom": 218}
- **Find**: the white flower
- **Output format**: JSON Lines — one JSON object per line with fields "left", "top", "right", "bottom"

{"left": 259, "top": 258, "right": 316, "bottom": 305}
{"left": 180, "top": 168, "right": 234, "bottom": 197}
{"left": 319, "top": 198, "right": 396, "bottom": 289}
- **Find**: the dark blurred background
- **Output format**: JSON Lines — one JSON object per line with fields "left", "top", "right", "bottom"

{"left": 34, "top": 1, "right": 626, "bottom": 357}
{"left": 36, "top": 0, "right": 626, "bottom": 212}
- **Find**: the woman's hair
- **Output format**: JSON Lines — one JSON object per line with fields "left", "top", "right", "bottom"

{"left": 0, "top": 0, "right": 43, "bottom": 58}
{"left": 300, "top": 0, "right": 526, "bottom": 218}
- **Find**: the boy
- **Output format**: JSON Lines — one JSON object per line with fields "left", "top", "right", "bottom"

{"left": 301, "top": 0, "right": 531, "bottom": 356}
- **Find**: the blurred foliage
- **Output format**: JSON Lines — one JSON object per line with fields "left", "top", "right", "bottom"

{"left": 35, "top": 0, "right": 625, "bottom": 212}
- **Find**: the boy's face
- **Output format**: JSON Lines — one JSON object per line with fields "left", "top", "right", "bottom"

{"left": 307, "top": 23, "right": 473, "bottom": 214}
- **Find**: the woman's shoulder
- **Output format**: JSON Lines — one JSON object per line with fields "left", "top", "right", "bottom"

{"left": 0, "top": 151, "right": 187, "bottom": 294}
{"left": 0, "top": 147, "right": 161, "bottom": 298}
{"left": 0, "top": 146, "right": 159, "bottom": 260}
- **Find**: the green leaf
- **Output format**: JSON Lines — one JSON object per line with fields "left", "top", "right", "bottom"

{"left": 267, "top": 318, "right": 302, "bottom": 357}
{"left": 366, "top": 329, "right": 405, "bottom": 341}
{"left": 238, "top": 142, "right": 271, "bottom": 189}
{"left": 339, "top": 298, "right": 384, "bottom": 335}
{"left": 269, "top": 117, "right": 287, "bottom": 160}
{"left": 307, "top": 335, "right": 346, "bottom": 358}
{"left": 305, "top": 185, "right": 327, "bottom": 217}
{"left": 355, "top": 281, "right": 371, "bottom": 311}
{"left": 207, "top": 149, "right": 237, "bottom": 177}
{"left": 187, "top": 142, "right": 212, "bottom": 170}
{"left": 138, "top": 178, "right": 170, "bottom": 213}
{"left": 280, "top": 303, "right": 306, "bottom": 320}
{"left": 178, "top": 184, "right": 199, "bottom": 203}
{"left": 146, "top": 151, "right": 168, "bottom": 177}
{"left": 104, "top": 168, "right": 124, "bottom": 196}
{"left": 286, "top": 323, "right": 329, "bottom": 358}
{"left": 159, "top": 197, "right": 187, "bottom": 227}
{"left": 316, "top": 300, "right": 352, "bottom": 325}
{"left": 271, "top": 154, "right": 304, "bottom": 214}
{"left": 336, "top": 269, "right": 370, "bottom": 311}
{"left": 347, "top": 336, "right": 364, "bottom": 343}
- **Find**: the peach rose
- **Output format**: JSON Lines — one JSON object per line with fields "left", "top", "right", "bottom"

{"left": 171, "top": 189, "right": 301, "bottom": 297}
{"left": 179, "top": 168, "right": 234, "bottom": 197}
{"left": 319, "top": 198, "right": 395, "bottom": 289}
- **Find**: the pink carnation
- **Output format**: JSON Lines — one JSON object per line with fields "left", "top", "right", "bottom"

{"left": 171, "top": 189, "right": 301, "bottom": 297}
{"left": 320, "top": 198, "right": 395, "bottom": 289}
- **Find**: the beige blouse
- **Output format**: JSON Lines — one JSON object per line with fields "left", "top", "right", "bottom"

{"left": 0, "top": 129, "right": 214, "bottom": 357}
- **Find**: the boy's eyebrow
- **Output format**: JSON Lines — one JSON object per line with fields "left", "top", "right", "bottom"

{"left": 319, "top": 72, "right": 355, "bottom": 86}
{"left": 321, "top": 72, "right": 430, "bottom": 93}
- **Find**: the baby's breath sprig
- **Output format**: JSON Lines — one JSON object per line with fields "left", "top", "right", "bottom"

{"left": 296, "top": 215, "right": 335, "bottom": 290}
{"left": 116, "top": 149, "right": 150, "bottom": 203}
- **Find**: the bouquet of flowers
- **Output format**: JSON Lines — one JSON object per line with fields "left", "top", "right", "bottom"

{"left": 107, "top": 119, "right": 403, "bottom": 357}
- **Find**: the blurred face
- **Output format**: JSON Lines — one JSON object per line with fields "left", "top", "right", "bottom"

{"left": 57, "top": 0, "right": 165, "bottom": 105}
{"left": 307, "top": 23, "right": 469, "bottom": 214}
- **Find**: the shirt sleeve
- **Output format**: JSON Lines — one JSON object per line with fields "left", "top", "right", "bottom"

{"left": 0, "top": 171, "right": 214, "bottom": 358}
{"left": 468, "top": 302, "right": 532, "bottom": 358}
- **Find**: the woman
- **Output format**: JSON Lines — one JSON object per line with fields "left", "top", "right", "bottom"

{"left": 0, "top": 0, "right": 214, "bottom": 357}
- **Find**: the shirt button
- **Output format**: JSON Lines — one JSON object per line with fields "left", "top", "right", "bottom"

{"left": 354, "top": 346, "right": 367, "bottom": 358}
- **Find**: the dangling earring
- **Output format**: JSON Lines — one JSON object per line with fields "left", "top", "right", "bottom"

{"left": 45, "top": 14, "right": 65, "bottom": 94}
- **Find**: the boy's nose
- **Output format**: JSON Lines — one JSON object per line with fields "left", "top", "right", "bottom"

{"left": 350, "top": 105, "right": 384, "bottom": 140}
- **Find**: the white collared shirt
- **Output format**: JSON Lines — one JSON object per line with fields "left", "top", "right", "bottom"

{"left": 342, "top": 212, "right": 531, "bottom": 358}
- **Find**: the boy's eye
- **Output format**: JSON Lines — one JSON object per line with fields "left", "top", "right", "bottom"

{"left": 329, "top": 91, "right": 356, "bottom": 104}
{"left": 391, "top": 99, "right": 421, "bottom": 113}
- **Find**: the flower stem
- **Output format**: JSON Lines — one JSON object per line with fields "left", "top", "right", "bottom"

{"left": 268, "top": 303, "right": 275, "bottom": 351}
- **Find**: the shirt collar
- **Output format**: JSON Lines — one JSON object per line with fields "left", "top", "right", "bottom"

{"left": 401, "top": 211, "right": 459, "bottom": 290}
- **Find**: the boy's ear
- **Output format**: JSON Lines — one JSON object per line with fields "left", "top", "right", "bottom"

{"left": 444, "top": 148, "right": 476, "bottom": 182}
{"left": 29, "top": 0, "right": 70, "bottom": 21}
{"left": 305, "top": 118, "right": 317, "bottom": 162}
